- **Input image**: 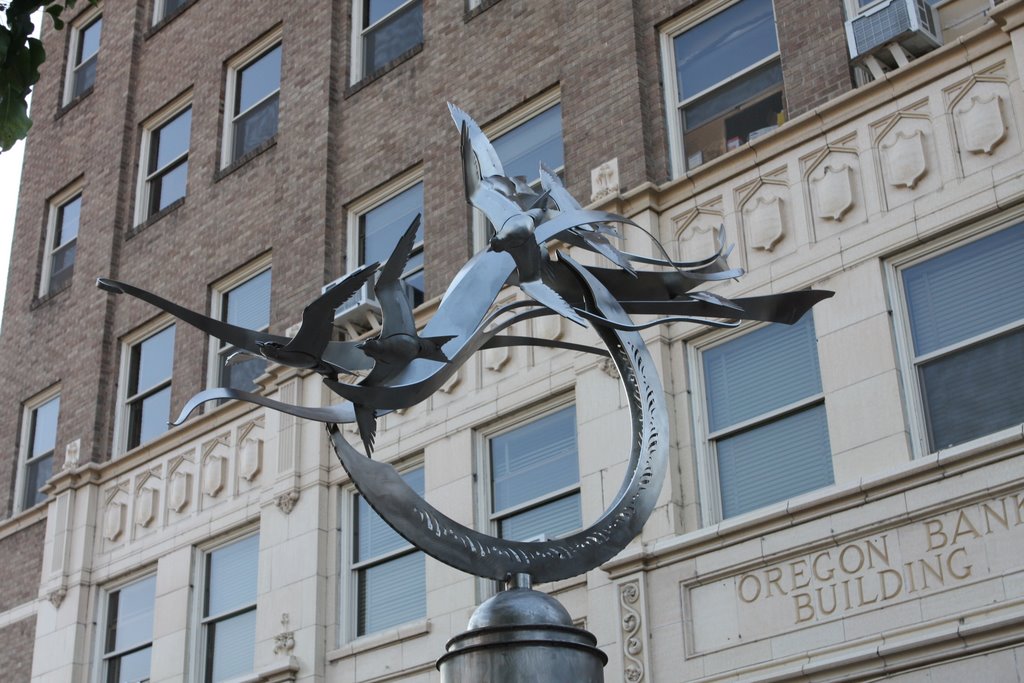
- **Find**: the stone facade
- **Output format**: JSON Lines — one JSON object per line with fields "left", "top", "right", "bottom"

{"left": 2, "top": 0, "right": 1024, "bottom": 681}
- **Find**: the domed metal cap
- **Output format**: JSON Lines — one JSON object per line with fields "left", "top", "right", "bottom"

{"left": 467, "top": 588, "right": 574, "bottom": 630}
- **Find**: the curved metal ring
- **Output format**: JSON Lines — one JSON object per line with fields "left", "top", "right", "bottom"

{"left": 328, "top": 254, "right": 667, "bottom": 583}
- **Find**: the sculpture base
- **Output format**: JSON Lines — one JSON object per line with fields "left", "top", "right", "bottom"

{"left": 437, "top": 586, "right": 606, "bottom": 683}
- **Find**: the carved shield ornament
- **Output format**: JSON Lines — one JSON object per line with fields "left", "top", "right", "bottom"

{"left": 135, "top": 487, "right": 157, "bottom": 527}
{"left": 882, "top": 129, "right": 927, "bottom": 189}
{"left": 958, "top": 94, "right": 1006, "bottom": 155}
{"left": 812, "top": 164, "right": 853, "bottom": 221}
{"left": 103, "top": 502, "right": 124, "bottom": 542}
{"left": 169, "top": 471, "right": 190, "bottom": 512}
{"left": 743, "top": 195, "right": 785, "bottom": 252}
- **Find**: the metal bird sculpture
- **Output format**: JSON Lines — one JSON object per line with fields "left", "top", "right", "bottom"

{"left": 96, "top": 261, "right": 379, "bottom": 379}
{"left": 343, "top": 214, "right": 456, "bottom": 454}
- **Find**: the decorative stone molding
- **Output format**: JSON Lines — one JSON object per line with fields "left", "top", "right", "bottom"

{"left": 273, "top": 613, "right": 295, "bottom": 655}
{"left": 957, "top": 93, "right": 1006, "bottom": 155}
{"left": 168, "top": 470, "right": 191, "bottom": 513}
{"left": 203, "top": 454, "right": 226, "bottom": 497}
{"left": 618, "top": 578, "right": 651, "bottom": 683}
{"left": 239, "top": 436, "right": 263, "bottom": 482}
{"left": 47, "top": 586, "right": 67, "bottom": 608}
{"left": 534, "top": 312, "right": 562, "bottom": 342}
{"left": 275, "top": 489, "right": 300, "bottom": 514}
{"left": 871, "top": 101, "right": 938, "bottom": 209}
{"left": 62, "top": 439, "right": 80, "bottom": 471}
{"left": 669, "top": 197, "right": 724, "bottom": 263}
{"left": 439, "top": 368, "right": 461, "bottom": 394}
{"left": 103, "top": 501, "right": 125, "bottom": 542}
{"left": 811, "top": 164, "right": 854, "bottom": 222}
{"left": 598, "top": 357, "right": 619, "bottom": 380}
{"left": 590, "top": 158, "right": 620, "bottom": 202}
{"left": 736, "top": 170, "right": 790, "bottom": 261}
{"left": 881, "top": 130, "right": 928, "bottom": 189}
{"left": 135, "top": 486, "right": 158, "bottom": 528}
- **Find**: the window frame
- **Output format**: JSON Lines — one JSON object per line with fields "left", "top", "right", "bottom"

{"left": 63, "top": 5, "right": 102, "bottom": 105}
{"left": 207, "top": 255, "right": 273, "bottom": 392}
{"left": 660, "top": 0, "right": 784, "bottom": 178}
{"left": 349, "top": 0, "right": 423, "bottom": 84}
{"left": 190, "top": 530, "right": 260, "bottom": 683}
{"left": 152, "top": 0, "right": 190, "bottom": 25}
{"left": 887, "top": 217, "right": 1024, "bottom": 459}
{"left": 687, "top": 315, "right": 831, "bottom": 524}
{"left": 14, "top": 385, "right": 61, "bottom": 514}
{"left": 220, "top": 29, "right": 282, "bottom": 168}
{"left": 134, "top": 92, "right": 192, "bottom": 226}
{"left": 346, "top": 168, "right": 425, "bottom": 310}
{"left": 95, "top": 571, "right": 158, "bottom": 683}
{"left": 338, "top": 457, "right": 426, "bottom": 642}
{"left": 40, "top": 181, "right": 84, "bottom": 297}
{"left": 113, "top": 315, "right": 176, "bottom": 456}
{"left": 470, "top": 89, "right": 563, "bottom": 252}
{"left": 474, "top": 396, "right": 581, "bottom": 543}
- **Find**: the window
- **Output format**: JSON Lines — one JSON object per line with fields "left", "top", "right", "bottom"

{"left": 201, "top": 534, "right": 259, "bottom": 683}
{"left": 102, "top": 575, "right": 156, "bottom": 683}
{"left": 65, "top": 9, "right": 102, "bottom": 103}
{"left": 352, "top": 0, "right": 423, "bottom": 81}
{"left": 662, "top": 0, "right": 785, "bottom": 174}
{"left": 693, "top": 315, "right": 833, "bottom": 520}
{"left": 153, "top": 0, "right": 189, "bottom": 24}
{"left": 347, "top": 466, "right": 425, "bottom": 637}
{"left": 136, "top": 99, "right": 192, "bottom": 223}
{"left": 353, "top": 181, "right": 424, "bottom": 309}
{"left": 16, "top": 390, "right": 59, "bottom": 512}
{"left": 486, "top": 405, "right": 581, "bottom": 542}
{"left": 121, "top": 323, "right": 175, "bottom": 451}
{"left": 211, "top": 264, "right": 271, "bottom": 393}
{"left": 472, "top": 95, "right": 563, "bottom": 250}
{"left": 896, "top": 223, "right": 1024, "bottom": 453}
{"left": 41, "top": 187, "right": 82, "bottom": 296}
{"left": 223, "top": 34, "right": 281, "bottom": 166}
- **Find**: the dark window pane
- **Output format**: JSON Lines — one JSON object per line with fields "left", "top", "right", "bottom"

{"left": 206, "top": 535, "right": 259, "bottom": 617}
{"left": 49, "top": 241, "right": 76, "bottom": 292}
{"left": 232, "top": 93, "right": 278, "bottom": 160}
{"left": 499, "top": 493, "right": 581, "bottom": 542}
{"left": 704, "top": 315, "right": 821, "bottom": 432}
{"left": 79, "top": 18, "right": 102, "bottom": 62}
{"left": 206, "top": 609, "right": 255, "bottom": 682}
{"left": 106, "top": 576, "right": 156, "bottom": 654}
{"left": 150, "top": 160, "right": 188, "bottom": 215}
{"left": 357, "top": 551, "right": 425, "bottom": 635}
{"left": 921, "top": 329, "right": 1024, "bottom": 450}
{"left": 363, "top": 0, "right": 422, "bottom": 74}
{"left": 219, "top": 351, "right": 268, "bottom": 393}
{"left": 717, "top": 404, "right": 833, "bottom": 518}
{"left": 30, "top": 396, "right": 60, "bottom": 457}
{"left": 106, "top": 646, "right": 151, "bottom": 683}
{"left": 360, "top": 183, "right": 424, "bottom": 266}
{"left": 355, "top": 468, "right": 423, "bottom": 561}
{"left": 236, "top": 46, "right": 280, "bottom": 114}
{"left": 128, "top": 385, "right": 171, "bottom": 448}
{"left": 23, "top": 453, "right": 53, "bottom": 509}
{"left": 72, "top": 55, "right": 97, "bottom": 98}
{"left": 674, "top": 0, "right": 777, "bottom": 100}
{"left": 490, "top": 406, "right": 577, "bottom": 512}
{"left": 56, "top": 196, "right": 81, "bottom": 246}
{"left": 151, "top": 108, "right": 191, "bottom": 172}
{"left": 366, "top": 0, "right": 410, "bottom": 26}
{"left": 400, "top": 259, "right": 425, "bottom": 308}
{"left": 131, "top": 326, "right": 175, "bottom": 395}
{"left": 903, "top": 223, "right": 1024, "bottom": 356}
{"left": 493, "top": 104, "right": 563, "bottom": 184}
{"left": 683, "top": 62, "right": 783, "bottom": 133}
{"left": 160, "top": 0, "right": 189, "bottom": 20}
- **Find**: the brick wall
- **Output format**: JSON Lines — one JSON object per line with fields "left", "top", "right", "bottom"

{"left": 0, "top": 617, "right": 36, "bottom": 683}
{"left": 0, "top": 523, "right": 45, "bottom": 611}
{"left": 775, "top": 0, "right": 853, "bottom": 117}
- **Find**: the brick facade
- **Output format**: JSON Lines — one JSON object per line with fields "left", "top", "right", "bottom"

{"left": 0, "top": 618, "right": 36, "bottom": 683}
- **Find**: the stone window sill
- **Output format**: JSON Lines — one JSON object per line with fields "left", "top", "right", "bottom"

{"left": 327, "top": 618, "right": 431, "bottom": 661}
{"left": 345, "top": 43, "right": 423, "bottom": 98}
{"left": 464, "top": 0, "right": 503, "bottom": 22}
{"left": 56, "top": 86, "right": 94, "bottom": 121}
{"left": 127, "top": 197, "right": 185, "bottom": 241}
{"left": 31, "top": 281, "right": 73, "bottom": 309}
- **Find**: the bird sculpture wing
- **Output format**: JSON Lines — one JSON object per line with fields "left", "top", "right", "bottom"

{"left": 449, "top": 102, "right": 504, "bottom": 179}
{"left": 288, "top": 261, "right": 379, "bottom": 357}
{"left": 97, "top": 278, "right": 291, "bottom": 353}
{"left": 375, "top": 215, "right": 421, "bottom": 340}
{"left": 355, "top": 405, "right": 378, "bottom": 456}
{"left": 459, "top": 122, "right": 522, "bottom": 229}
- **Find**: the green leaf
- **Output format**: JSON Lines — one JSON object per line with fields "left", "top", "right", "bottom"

{"left": 0, "top": 82, "right": 32, "bottom": 152}
{"left": 0, "top": 26, "right": 11, "bottom": 64}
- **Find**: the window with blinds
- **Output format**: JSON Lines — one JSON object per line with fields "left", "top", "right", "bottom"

{"left": 700, "top": 315, "right": 833, "bottom": 519}
{"left": 201, "top": 534, "right": 259, "bottom": 682}
{"left": 351, "top": 466, "right": 425, "bottom": 636}
{"left": 102, "top": 575, "right": 156, "bottom": 683}
{"left": 900, "top": 223, "right": 1024, "bottom": 452}
{"left": 488, "top": 405, "right": 581, "bottom": 542}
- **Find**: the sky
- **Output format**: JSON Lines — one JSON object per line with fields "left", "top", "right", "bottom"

{"left": 0, "top": 138, "right": 25, "bottom": 336}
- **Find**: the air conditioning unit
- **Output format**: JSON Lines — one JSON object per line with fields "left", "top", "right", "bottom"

{"left": 846, "top": 0, "right": 942, "bottom": 66}
{"left": 322, "top": 276, "right": 381, "bottom": 336}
